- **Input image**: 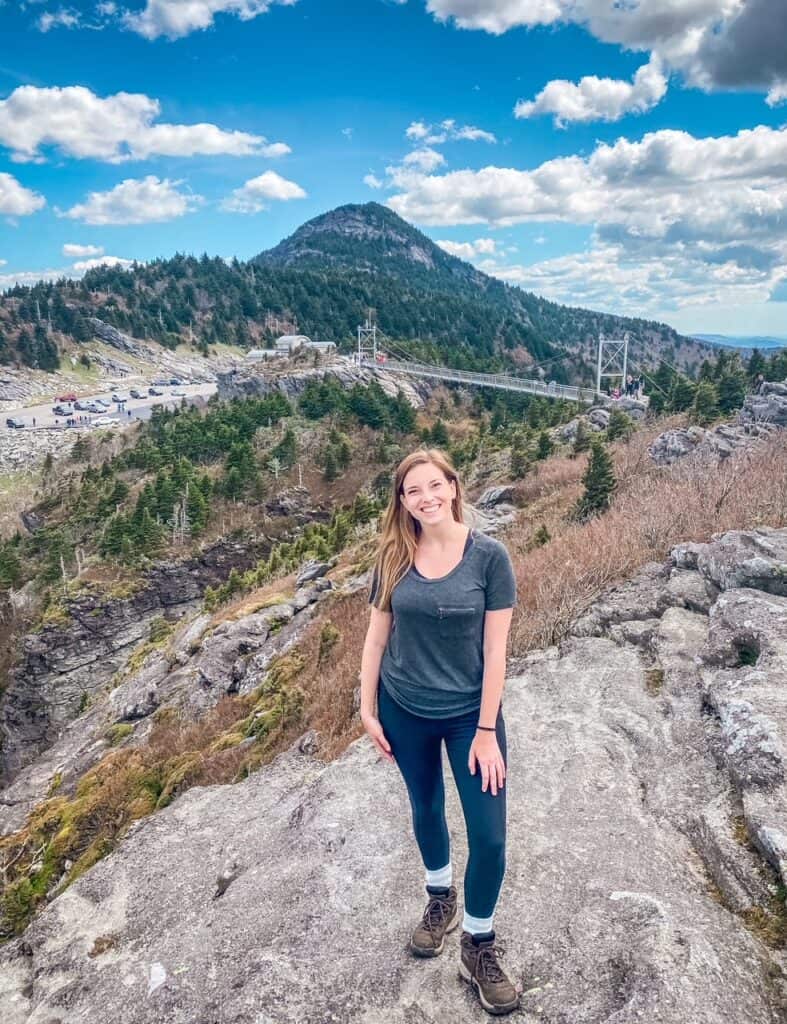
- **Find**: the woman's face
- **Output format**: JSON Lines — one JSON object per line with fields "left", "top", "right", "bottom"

{"left": 400, "top": 462, "right": 456, "bottom": 527}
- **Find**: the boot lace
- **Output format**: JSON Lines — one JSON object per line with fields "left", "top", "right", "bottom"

{"left": 476, "top": 941, "right": 508, "bottom": 984}
{"left": 421, "top": 893, "right": 453, "bottom": 936}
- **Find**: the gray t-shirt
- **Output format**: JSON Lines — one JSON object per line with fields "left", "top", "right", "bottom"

{"left": 369, "top": 529, "right": 517, "bottom": 718}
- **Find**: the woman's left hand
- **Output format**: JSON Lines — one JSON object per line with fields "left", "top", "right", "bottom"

{"left": 468, "top": 731, "right": 506, "bottom": 796}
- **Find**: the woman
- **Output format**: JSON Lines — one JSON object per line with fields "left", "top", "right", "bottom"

{"left": 360, "top": 448, "right": 520, "bottom": 1016}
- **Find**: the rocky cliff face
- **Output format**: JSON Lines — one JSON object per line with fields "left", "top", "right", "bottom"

{"left": 0, "top": 538, "right": 270, "bottom": 788}
{"left": 649, "top": 380, "right": 787, "bottom": 464}
{"left": 216, "top": 355, "right": 433, "bottom": 408}
{"left": 1, "top": 527, "right": 786, "bottom": 1023}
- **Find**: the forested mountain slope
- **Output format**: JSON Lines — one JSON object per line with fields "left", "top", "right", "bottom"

{"left": 1, "top": 203, "right": 708, "bottom": 383}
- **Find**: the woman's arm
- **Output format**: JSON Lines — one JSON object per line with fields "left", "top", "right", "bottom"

{"left": 469, "top": 607, "right": 514, "bottom": 795}
{"left": 478, "top": 607, "right": 514, "bottom": 728}
{"left": 360, "top": 606, "right": 393, "bottom": 717}
{"left": 360, "top": 606, "right": 395, "bottom": 762}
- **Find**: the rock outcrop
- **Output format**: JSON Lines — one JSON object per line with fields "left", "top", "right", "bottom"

{"left": 649, "top": 380, "right": 787, "bottom": 465}
{"left": 217, "top": 356, "right": 432, "bottom": 409}
{"left": 0, "top": 538, "right": 270, "bottom": 788}
{"left": 2, "top": 527, "right": 787, "bottom": 1022}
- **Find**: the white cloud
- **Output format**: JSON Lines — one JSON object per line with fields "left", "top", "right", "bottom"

{"left": 404, "top": 118, "right": 496, "bottom": 145}
{"left": 341, "top": 127, "right": 353, "bottom": 139}
{"left": 38, "top": 8, "right": 81, "bottom": 32}
{"left": 71, "top": 255, "right": 135, "bottom": 271}
{"left": 436, "top": 237, "right": 497, "bottom": 260}
{"left": 62, "top": 243, "right": 104, "bottom": 258}
{"left": 123, "top": 0, "right": 298, "bottom": 41}
{"left": 364, "top": 173, "right": 384, "bottom": 189}
{"left": 259, "top": 142, "right": 291, "bottom": 158}
{"left": 424, "top": 0, "right": 787, "bottom": 110}
{"left": 61, "top": 176, "right": 202, "bottom": 225}
{"left": 0, "top": 268, "right": 69, "bottom": 290}
{"left": 0, "top": 172, "right": 46, "bottom": 216}
{"left": 220, "top": 170, "right": 306, "bottom": 213}
{"left": 515, "top": 56, "right": 667, "bottom": 126}
{"left": 403, "top": 147, "right": 446, "bottom": 172}
{"left": 766, "top": 81, "right": 787, "bottom": 106}
{"left": 386, "top": 123, "right": 787, "bottom": 316}
{"left": 0, "top": 85, "right": 288, "bottom": 163}
{"left": 406, "top": 121, "right": 430, "bottom": 141}
{"left": 97, "top": 2, "right": 118, "bottom": 14}
{"left": 481, "top": 241, "right": 780, "bottom": 319}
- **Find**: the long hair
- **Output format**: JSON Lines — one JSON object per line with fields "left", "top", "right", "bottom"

{"left": 371, "top": 448, "right": 465, "bottom": 611}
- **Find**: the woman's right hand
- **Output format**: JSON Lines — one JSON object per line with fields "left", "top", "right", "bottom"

{"left": 361, "top": 711, "right": 395, "bottom": 763}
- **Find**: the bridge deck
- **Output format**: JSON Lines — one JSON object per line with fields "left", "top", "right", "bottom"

{"left": 362, "top": 358, "right": 599, "bottom": 404}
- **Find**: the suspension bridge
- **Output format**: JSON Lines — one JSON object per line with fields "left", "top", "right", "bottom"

{"left": 353, "top": 319, "right": 642, "bottom": 406}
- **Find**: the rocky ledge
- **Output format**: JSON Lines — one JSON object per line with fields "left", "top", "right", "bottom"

{"left": 649, "top": 380, "right": 787, "bottom": 465}
{"left": 0, "top": 538, "right": 270, "bottom": 788}
{"left": 1, "top": 527, "right": 786, "bottom": 1022}
{"left": 217, "top": 356, "right": 433, "bottom": 408}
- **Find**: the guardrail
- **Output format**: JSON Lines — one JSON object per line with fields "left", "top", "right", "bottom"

{"left": 362, "top": 358, "right": 599, "bottom": 404}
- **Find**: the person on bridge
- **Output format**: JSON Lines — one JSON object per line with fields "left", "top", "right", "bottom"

{"left": 360, "top": 448, "right": 520, "bottom": 1016}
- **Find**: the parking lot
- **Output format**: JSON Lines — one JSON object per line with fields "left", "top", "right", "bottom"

{"left": 4, "top": 381, "right": 217, "bottom": 431}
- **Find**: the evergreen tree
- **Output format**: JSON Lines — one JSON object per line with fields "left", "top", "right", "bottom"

{"left": 0, "top": 544, "right": 21, "bottom": 588}
{"left": 535, "top": 430, "right": 552, "bottom": 461}
{"left": 691, "top": 381, "right": 720, "bottom": 425}
{"left": 573, "top": 418, "right": 591, "bottom": 455}
{"left": 430, "top": 419, "right": 450, "bottom": 447}
{"left": 323, "top": 447, "right": 339, "bottom": 481}
{"left": 510, "top": 447, "right": 531, "bottom": 478}
{"left": 575, "top": 439, "right": 616, "bottom": 520}
{"left": 669, "top": 376, "right": 696, "bottom": 412}
{"left": 717, "top": 368, "right": 747, "bottom": 414}
{"left": 606, "top": 408, "right": 634, "bottom": 441}
{"left": 746, "top": 348, "right": 767, "bottom": 381}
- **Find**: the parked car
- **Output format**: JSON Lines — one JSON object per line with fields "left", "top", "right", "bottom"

{"left": 153, "top": 378, "right": 170, "bottom": 387}
{"left": 148, "top": 386, "right": 164, "bottom": 396}
{"left": 95, "top": 398, "right": 111, "bottom": 408}
{"left": 86, "top": 402, "right": 102, "bottom": 413}
{"left": 169, "top": 377, "right": 182, "bottom": 386}
{"left": 171, "top": 388, "right": 186, "bottom": 397}
{"left": 52, "top": 404, "right": 69, "bottom": 416}
{"left": 5, "top": 417, "right": 24, "bottom": 428}
{"left": 73, "top": 400, "right": 90, "bottom": 411}
{"left": 55, "top": 392, "right": 77, "bottom": 403}
{"left": 129, "top": 388, "right": 144, "bottom": 399}
{"left": 92, "top": 416, "right": 118, "bottom": 428}
{"left": 112, "top": 394, "right": 129, "bottom": 404}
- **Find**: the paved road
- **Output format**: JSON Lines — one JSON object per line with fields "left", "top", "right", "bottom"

{"left": 3, "top": 382, "right": 217, "bottom": 431}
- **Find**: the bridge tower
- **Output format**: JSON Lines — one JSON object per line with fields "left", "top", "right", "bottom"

{"left": 356, "top": 309, "right": 378, "bottom": 366}
{"left": 596, "top": 333, "right": 629, "bottom": 397}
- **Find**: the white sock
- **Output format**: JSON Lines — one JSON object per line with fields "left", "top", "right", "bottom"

{"left": 462, "top": 911, "right": 494, "bottom": 935}
{"left": 425, "top": 863, "right": 452, "bottom": 889}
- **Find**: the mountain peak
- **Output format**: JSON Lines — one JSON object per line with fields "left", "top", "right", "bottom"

{"left": 253, "top": 201, "right": 478, "bottom": 282}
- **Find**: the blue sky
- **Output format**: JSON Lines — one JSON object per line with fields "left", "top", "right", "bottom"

{"left": 1, "top": 0, "right": 786, "bottom": 337}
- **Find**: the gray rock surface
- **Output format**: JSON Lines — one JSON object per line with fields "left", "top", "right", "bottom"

{"left": 217, "top": 355, "right": 432, "bottom": 409}
{"left": 2, "top": 528, "right": 787, "bottom": 1021}
{"left": 0, "top": 538, "right": 269, "bottom": 786}
{"left": 649, "top": 379, "right": 787, "bottom": 465}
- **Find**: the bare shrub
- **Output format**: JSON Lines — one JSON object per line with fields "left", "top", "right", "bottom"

{"left": 509, "top": 433, "right": 787, "bottom": 654}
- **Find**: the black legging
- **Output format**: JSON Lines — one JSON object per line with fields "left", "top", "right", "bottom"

{"left": 377, "top": 680, "right": 507, "bottom": 919}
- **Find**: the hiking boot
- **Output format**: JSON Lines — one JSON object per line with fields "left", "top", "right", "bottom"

{"left": 459, "top": 931, "right": 520, "bottom": 1015}
{"left": 409, "top": 886, "right": 459, "bottom": 957}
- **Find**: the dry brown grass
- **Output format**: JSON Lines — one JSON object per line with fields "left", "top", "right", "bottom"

{"left": 507, "top": 429, "right": 787, "bottom": 653}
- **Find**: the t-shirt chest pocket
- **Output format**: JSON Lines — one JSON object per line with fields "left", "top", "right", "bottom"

{"left": 437, "top": 605, "right": 476, "bottom": 638}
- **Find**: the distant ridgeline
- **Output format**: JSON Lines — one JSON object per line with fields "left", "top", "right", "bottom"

{"left": 0, "top": 203, "right": 689, "bottom": 385}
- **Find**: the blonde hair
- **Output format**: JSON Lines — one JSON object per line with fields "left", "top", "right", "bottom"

{"left": 371, "top": 448, "right": 465, "bottom": 611}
